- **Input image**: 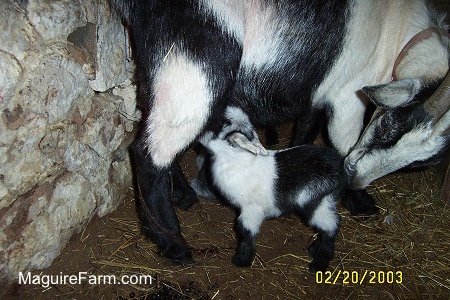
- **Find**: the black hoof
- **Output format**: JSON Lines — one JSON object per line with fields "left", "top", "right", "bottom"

{"left": 342, "top": 189, "right": 379, "bottom": 216}
{"left": 306, "top": 234, "right": 333, "bottom": 272}
{"left": 307, "top": 239, "right": 330, "bottom": 272}
{"left": 308, "top": 259, "right": 329, "bottom": 273}
{"left": 232, "top": 254, "right": 253, "bottom": 267}
{"left": 307, "top": 237, "right": 320, "bottom": 257}
{"left": 158, "top": 243, "right": 195, "bottom": 265}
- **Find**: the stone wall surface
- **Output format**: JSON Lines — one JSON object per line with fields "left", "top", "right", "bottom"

{"left": 0, "top": 0, "right": 138, "bottom": 281}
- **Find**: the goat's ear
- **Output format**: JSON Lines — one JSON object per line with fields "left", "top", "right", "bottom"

{"left": 362, "top": 79, "right": 422, "bottom": 109}
{"left": 228, "top": 132, "right": 269, "bottom": 156}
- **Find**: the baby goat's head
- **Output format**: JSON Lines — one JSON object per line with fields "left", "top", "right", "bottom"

{"left": 200, "top": 106, "right": 268, "bottom": 155}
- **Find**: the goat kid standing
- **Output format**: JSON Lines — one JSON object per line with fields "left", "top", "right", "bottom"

{"left": 199, "top": 107, "right": 348, "bottom": 271}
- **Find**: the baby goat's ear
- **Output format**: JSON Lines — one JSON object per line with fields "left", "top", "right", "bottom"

{"left": 227, "top": 132, "right": 269, "bottom": 155}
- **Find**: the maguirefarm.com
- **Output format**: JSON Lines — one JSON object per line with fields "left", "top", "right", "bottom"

{"left": 18, "top": 271, "right": 154, "bottom": 288}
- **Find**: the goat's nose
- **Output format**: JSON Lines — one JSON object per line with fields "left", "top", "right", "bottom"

{"left": 344, "top": 147, "right": 367, "bottom": 175}
{"left": 345, "top": 147, "right": 366, "bottom": 165}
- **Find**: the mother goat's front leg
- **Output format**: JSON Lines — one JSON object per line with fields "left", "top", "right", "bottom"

{"left": 327, "top": 96, "right": 379, "bottom": 216}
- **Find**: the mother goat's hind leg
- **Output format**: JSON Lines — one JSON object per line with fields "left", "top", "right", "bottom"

{"left": 132, "top": 135, "right": 193, "bottom": 263}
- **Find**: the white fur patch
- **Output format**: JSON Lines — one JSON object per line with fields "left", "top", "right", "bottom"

{"left": 206, "top": 138, "right": 281, "bottom": 219}
{"left": 352, "top": 123, "right": 448, "bottom": 189}
{"left": 395, "top": 33, "right": 449, "bottom": 82}
{"left": 147, "top": 50, "right": 213, "bottom": 167}
{"left": 295, "top": 187, "right": 314, "bottom": 208}
{"left": 239, "top": 206, "right": 267, "bottom": 235}
{"left": 327, "top": 97, "right": 367, "bottom": 155}
{"left": 309, "top": 194, "right": 339, "bottom": 235}
{"left": 240, "top": 1, "right": 285, "bottom": 69}
{"left": 225, "top": 106, "right": 252, "bottom": 127}
{"left": 312, "top": 0, "right": 387, "bottom": 155}
{"left": 200, "top": 0, "right": 245, "bottom": 42}
{"left": 199, "top": 1, "right": 286, "bottom": 68}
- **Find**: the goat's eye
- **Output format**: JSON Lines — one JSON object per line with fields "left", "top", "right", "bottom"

{"left": 378, "top": 113, "right": 391, "bottom": 132}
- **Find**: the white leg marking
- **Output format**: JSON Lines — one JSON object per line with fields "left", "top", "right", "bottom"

{"left": 327, "top": 96, "right": 366, "bottom": 155}
{"left": 295, "top": 187, "right": 313, "bottom": 208}
{"left": 147, "top": 50, "right": 213, "bottom": 167}
{"left": 199, "top": 0, "right": 245, "bottom": 42}
{"left": 309, "top": 194, "right": 339, "bottom": 236}
{"left": 239, "top": 206, "right": 266, "bottom": 236}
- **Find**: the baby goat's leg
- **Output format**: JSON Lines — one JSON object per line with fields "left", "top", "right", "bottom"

{"left": 232, "top": 207, "right": 265, "bottom": 267}
{"left": 307, "top": 231, "right": 337, "bottom": 272}
{"left": 306, "top": 194, "right": 340, "bottom": 272}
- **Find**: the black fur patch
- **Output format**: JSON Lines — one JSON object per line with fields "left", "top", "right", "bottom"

{"left": 130, "top": 135, "right": 192, "bottom": 262}
{"left": 273, "top": 145, "right": 347, "bottom": 214}
{"left": 231, "top": 0, "right": 350, "bottom": 126}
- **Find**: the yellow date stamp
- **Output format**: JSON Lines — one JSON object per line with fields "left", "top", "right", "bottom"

{"left": 315, "top": 270, "right": 403, "bottom": 285}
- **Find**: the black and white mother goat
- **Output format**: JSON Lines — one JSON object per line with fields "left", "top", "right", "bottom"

{"left": 199, "top": 107, "right": 347, "bottom": 272}
{"left": 111, "top": 0, "right": 450, "bottom": 262}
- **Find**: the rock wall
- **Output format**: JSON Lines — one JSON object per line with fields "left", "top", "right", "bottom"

{"left": 0, "top": 0, "right": 139, "bottom": 280}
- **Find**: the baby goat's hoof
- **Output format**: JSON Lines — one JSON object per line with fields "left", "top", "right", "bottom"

{"left": 232, "top": 254, "right": 253, "bottom": 267}
{"left": 308, "top": 258, "right": 329, "bottom": 273}
{"left": 342, "top": 189, "right": 379, "bottom": 216}
{"left": 307, "top": 237, "right": 321, "bottom": 257}
{"left": 307, "top": 236, "right": 333, "bottom": 272}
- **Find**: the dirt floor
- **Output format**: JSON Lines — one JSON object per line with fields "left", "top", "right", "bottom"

{"left": 3, "top": 122, "right": 450, "bottom": 300}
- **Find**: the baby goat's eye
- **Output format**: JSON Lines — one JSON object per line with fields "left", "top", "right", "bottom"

{"left": 378, "top": 112, "right": 392, "bottom": 132}
{"left": 378, "top": 116, "right": 387, "bottom": 131}
{"left": 229, "top": 142, "right": 238, "bottom": 148}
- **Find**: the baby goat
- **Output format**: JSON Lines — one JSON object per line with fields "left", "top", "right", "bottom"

{"left": 199, "top": 107, "right": 348, "bottom": 272}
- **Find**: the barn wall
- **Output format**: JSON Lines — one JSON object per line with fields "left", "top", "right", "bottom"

{"left": 0, "top": 0, "right": 138, "bottom": 280}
